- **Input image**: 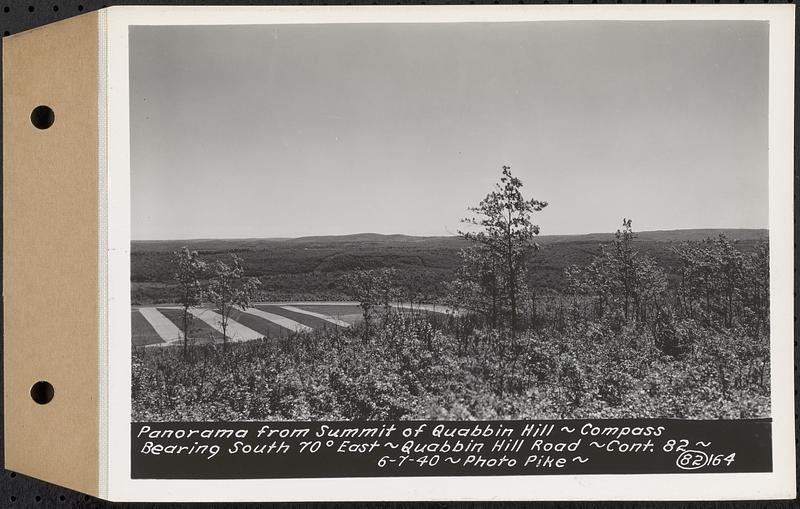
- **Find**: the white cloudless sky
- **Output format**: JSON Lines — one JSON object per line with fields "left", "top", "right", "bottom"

{"left": 130, "top": 21, "right": 768, "bottom": 240}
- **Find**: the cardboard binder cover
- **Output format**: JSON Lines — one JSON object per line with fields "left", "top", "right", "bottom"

{"left": 3, "top": 12, "right": 101, "bottom": 496}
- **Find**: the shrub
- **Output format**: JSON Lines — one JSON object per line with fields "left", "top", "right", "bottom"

{"left": 132, "top": 302, "right": 769, "bottom": 421}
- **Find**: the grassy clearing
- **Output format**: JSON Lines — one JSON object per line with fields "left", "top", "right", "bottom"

{"left": 131, "top": 310, "right": 164, "bottom": 347}
{"left": 227, "top": 308, "right": 290, "bottom": 338}
{"left": 298, "top": 304, "right": 363, "bottom": 324}
{"left": 255, "top": 305, "right": 342, "bottom": 331}
{"left": 158, "top": 308, "right": 221, "bottom": 345}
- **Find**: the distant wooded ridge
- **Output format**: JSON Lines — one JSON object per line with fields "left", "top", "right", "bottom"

{"left": 131, "top": 228, "right": 768, "bottom": 304}
{"left": 132, "top": 228, "right": 768, "bottom": 252}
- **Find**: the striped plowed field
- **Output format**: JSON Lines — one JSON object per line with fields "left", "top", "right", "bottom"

{"left": 157, "top": 308, "right": 221, "bottom": 345}
{"left": 291, "top": 304, "right": 364, "bottom": 325}
{"left": 132, "top": 302, "right": 451, "bottom": 347}
{"left": 131, "top": 310, "right": 165, "bottom": 347}
{"left": 227, "top": 308, "right": 295, "bottom": 338}
{"left": 254, "top": 304, "right": 343, "bottom": 331}
{"left": 133, "top": 303, "right": 356, "bottom": 347}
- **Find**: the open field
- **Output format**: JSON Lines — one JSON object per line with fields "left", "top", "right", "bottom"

{"left": 131, "top": 302, "right": 445, "bottom": 347}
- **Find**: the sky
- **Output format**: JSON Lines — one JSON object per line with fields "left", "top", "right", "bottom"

{"left": 130, "top": 21, "right": 768, "bottom": 240}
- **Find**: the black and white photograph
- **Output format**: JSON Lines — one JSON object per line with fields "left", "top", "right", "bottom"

{"left": 1, "top": 3, "right": 793, "bottom": 502}
{"left": 129, "top": 18, "right": 774, "bottom": 424}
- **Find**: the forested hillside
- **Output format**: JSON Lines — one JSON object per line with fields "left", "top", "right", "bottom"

{"left": 131, "top": 229, "right": 767, "bottom": 304}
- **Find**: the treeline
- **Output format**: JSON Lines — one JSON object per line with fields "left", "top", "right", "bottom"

{"left": 341, "top": 218, "right": 770, "bottom": 355}
{"left": 567, "top": 221, "right": 769, "bottom": 326}
{"left": 563, "top": 221, "right": 769, "bottom": 356}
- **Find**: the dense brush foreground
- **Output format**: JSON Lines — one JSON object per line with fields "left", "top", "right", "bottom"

{"left": 133, "top": 281, "right": 769, "bottom": 421}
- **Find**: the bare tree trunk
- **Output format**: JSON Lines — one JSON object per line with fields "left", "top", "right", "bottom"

{"left": 624, "top": 284, "right": 630, "bottom": 321}
{"left": 182, "top": 307, "right": 189, "bottom": 359}
{"left": 508, "top": 255, "right": 517, "bottom": 332}
{"left": 221, "top": 307, "right": 229, "bottom": 352}
{"left": 491, "top": 284, "right": 498, "bottom": 329}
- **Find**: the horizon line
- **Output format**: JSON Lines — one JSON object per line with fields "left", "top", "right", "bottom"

{"left": 131, "top": 226, "right": 769, "bottom": 243}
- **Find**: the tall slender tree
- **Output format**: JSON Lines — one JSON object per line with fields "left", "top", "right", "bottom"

{"left": 207, "top": 254, "right": 260, "bottom": 350}
{"left": 565, "top": 219, "right": 667, "bottom": 324}
{"left": 343, "top": 269, "right": 382, "bottom": 342}
{"left": 172, "top": 247, "right": 206, "bottom": 359}
{"left": 460, "top": 165, "right": 548, "bottom": 331}
{"left": 613, "top": 219, "right": 636, "bottom": 321}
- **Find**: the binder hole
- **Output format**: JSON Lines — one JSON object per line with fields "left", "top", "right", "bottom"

{"left": 3, "top": 6, "right": 8, "bottom": 12}
{"left": 30, "top": 106, "right": 54, "bottom": 130}
{"left": 27, "top": 5, "right": 33, "bottom": 12}
{"left": 77, "top": 4, "right": 83, "bottom": 11}
{"left": 30, "top": 381, "right": 54, "bottom": 404}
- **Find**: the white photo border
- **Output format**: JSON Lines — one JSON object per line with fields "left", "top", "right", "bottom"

{"left": 104, "top": 4, "right": 795, "bottom": 501}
